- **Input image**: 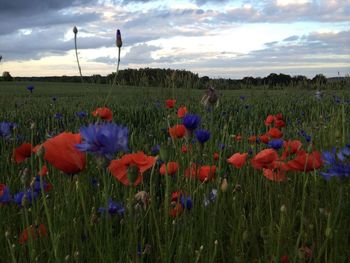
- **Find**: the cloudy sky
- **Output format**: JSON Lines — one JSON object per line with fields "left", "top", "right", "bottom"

{"left": 0, "top": 0, "right": 349, "bottom": 78}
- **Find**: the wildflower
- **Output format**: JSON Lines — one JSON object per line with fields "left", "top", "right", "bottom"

{"left": 320, "top": 145, "right": 350, "bottom": 179}
{"left": 264, "top": 115, "right": 274, "bottom": 126}
{"left": 73, "top": 26, "right": 78, "bottom": 34}
{"left": 274, "top": 119, "right": 285, "bottom": 128}
{"left": 0, "top": 184, "right": 11, "bottom": 204}
{"left": 248, "top": 135, "right": 257, "bottom": 144}
{"left": 267, "top": 139, "right": 284, "bottom": 150}
{"left": 166, "top": 99, "right": 176, "bottom": 109}
{"left": 39, "top": 165, "right": 48, "bottom": 177}
{"left": 54, "top": 113, "right": 63, "bottom": 120}
{"left": 183, "top": 114, "right": 200, "bottom": 131}
{"left": 151, "top": 145, "right": 160, "bottom": 155}
{"left": 204, "top": 189, "right": 218, "bottom": 206}
{"left": 18, "top": 224, "right": 47, "bottom": 245}
{"left": 92, "top": 107, "right": 113, "bottom": 121}
{"left": 281, "top": 140, "right": 302, "bottom": 159}
{"left": 38, "top": 132, "right": 86, "bottom": 174}
{"left": 13, "top": 190, "right": 38, "bottom": 207}
{"left": 108, "top": 152, "right": 156, "bottom": 186}
{"left": 195, "top": 129, "right": 210, "bottom": 144}
{"left": 268, "top": 128, "right": 283, "bottom": 139}
{"left": 181, "top": 145, "right": 188, "bottom": 153}
{"left": 259, "top": 134, "right": 269, "bottom": 144}
{"left": 98, "top": 198, "right": 125, "bottom": 216}
{"left": 227, "top": 153, "right": 248, "bottom": 168}
{"left": 26, "top": 85, "right": 34, "bottom": 93}
{"left": 213, "top": 152, "right": 219, "bottom": 161}
{"left": 251, "top": 149, "right": 279, "bottom": 169}
{"left": 134, "top": 191, "right": 150, "bottom": 210}
{"left": 0, "top": 122, "right": 13, "bottom": 139}
{"left": 263, "top": 168, "right": 286, "bottom": 182}
{"left": 177, "top": 106, "right": 187, "bottom": 118}
{"left": 116, "top": 29, "right": 122, "bottom": 48}
{"left": 160, "top": 162, "right": 179, "bottom": 176}
{"left": 31, "top": 176, "right": 52, "bottom": 194}
{"left": 76, "top": 123, "right": 129, "bottom": 160}
{"left": 201, "top": 86, "right": 218, "bottom": 106}
{"left": 76, "top": 111, "right": 87, "bottom": 118}
{"left": 13, "top": 143, "right": 33, "bottom": 164}
{"left": 198, "top": 165, "right": 216, "bottom": 182}
{"left": 234, "top": 135, "right": 242, "bottom": 141}
{"left": 287, "top": 150, "right": 323, "bottom": 172}
{"left": 168, "top": 124, "right": 186, "bottom": 139}
{"left": 169, "top": 191, "right": 192, "bottom": 217}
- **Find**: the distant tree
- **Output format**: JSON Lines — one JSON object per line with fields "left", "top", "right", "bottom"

{"left": 2, "top": 71, "right": 13, "bottom": 81}
{"left": 312, "top": 74, "right": 327, "bottom": 85}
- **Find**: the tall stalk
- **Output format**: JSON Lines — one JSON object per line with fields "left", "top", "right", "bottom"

{"left": 73, "top": 26, "right": 84, "bottom": 83}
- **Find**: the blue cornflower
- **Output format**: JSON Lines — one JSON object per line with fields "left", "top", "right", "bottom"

{"left": 268, "top": 139, "right": 284, "bottom": 150}
{"left": 76, "top": 123, "right": 129, "bottom": 159}
{"left": 239, "top": 95, "right": 246, "bottom": 100}
{"left": 183, "top": 114, "right": 200, "bottom": 131}
{"left": 0, "top": 122, "right": 12, "bottom": 138}
{"left": 180, "top": 195, "right": 193, "bottom": 210}
{"left": 54, "top": 113, "right": 63, "bottom": 119}
{"left": 52, "top": 96, "right": 57, "bottom": 102}
{"left": 32, "top": 176, "right": 49, "bottom": 194}
{"left": 98, "top": 199, "right": 125, "bottom": 216}
{"left": 321, "top": 145, "right": 350, "bottom": 180}
{"left": 13, "top": 190, "right": 38, "bottom": 207}
{"left": 195, "top": 130, "right": 210, "bottom": 144}
{"left": 151, "top": 145, "right": 160, "bottom": 155}
{"left": 76, "top": 111, "right": 87, "bottom": 118}
{"left": 218, "top": 143, "right": 225, "bottom": 150}
{"left": 26, "top": 85, "right": 34, "bottom": 93}
{"left": 204, "top": 189, "right": 217, "bottom": 207}
{"left": 0, "top": 184, "right": 11, "bottom": 204}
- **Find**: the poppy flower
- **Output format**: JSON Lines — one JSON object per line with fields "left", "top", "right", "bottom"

{"left": 169, "top": 203, "right": 183, "bottom": 217}
{"left": 160, "top": 162, "right": 179, "bottom": 176}
{"left": 13, "top": 143, "right": 33, "bottom": 163}
{"left": 274, "top": 119, "right": 285, "bottom": 128}
{"left": 166, "top": 99, "right": 176, "bottom": 109}
{"left": 181, "top": 145, "right": 188, "bottom": 153}
{"left": 213, "top": 152, "right": 219, "bottom": 161}
{"left": 251, "top": 149, "right": 279, "bottom": 169}
{"left": 227, "top": 153, "right": 248, "bottom": 169}
{"left": 281, "top": 140, "right": 302, "bottom": 159}
{"left": 177, "top": 106, "right": 187, "bottom": 118}
{"left": 234, "top": 135, "right": 242, "bottom": 141}
{"left": 40, "top": 132, "right": 86, "bottom": 174}
{"left": 268, "top": 128, "right": 283, "bottom": 139}
{"left": 92, "top": 107, "right": 113, "bottom": 121}
{"left": 248, "top": 136, "right": 257, "bottom": 144}
{"left": 0, "top": 184, "right": 11, "bottom": 204}
{"left": 264, "top": 115, "right": 275, "bottom": 126}
{"left": 183, "top": 114, "right": 200, "bottom": 131}
{"left": 259, "top": 134, "right": 269, "bottom": 144}
{"left": 275, "top": 113, "right": 283, "bottom": 120}
{"left": 198, "top": 165, "right": 216, "bottom": 182}
{"left": 168, "top": 124, "right": 186, "bottom": 139}
{"left": 263, "top": 168, "right": 287, "bottom": 182}
{"left": 169, "top": 191, "right": 192, "bottom": 217}
{"left": 19, "top": 224, "right": 47, "bottom": 245}
{"left": 184, "top": 163, "right": 198, "bottom": 179}
{"left": 108, "top": 152, "right": 156, "bottom": 186}
{"left": 287, "top": 150, "right": 323, "bottom": 172}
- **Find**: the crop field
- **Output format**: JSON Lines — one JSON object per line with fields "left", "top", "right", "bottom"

{"left": 0, "top": 81, "right": 350, "bottom": 262}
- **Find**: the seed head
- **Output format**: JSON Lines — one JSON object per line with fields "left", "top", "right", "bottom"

{"left": 73, "top": 26, "right": 78, "bottom": 35}
{"left": 116, "top": 29, "right": 122, "bottom": 48}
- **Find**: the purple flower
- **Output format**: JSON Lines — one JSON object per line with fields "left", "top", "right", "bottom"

{"left": 76, "top": 123, "right": 129, "bottom": 159}
{"left": 183, "top": 114, "right": 200, "bottom": 131}
{"left": 13, "top": 190, "right": 38, "bottom": 207}
{"left": 54, "top": 113, "right": 63, "bottom": 119}
{"left": 195, "top": 130, "right": 210, "bottom": 144}
{"left": 321, "top": 145, "right": 350, "bottom": 180}
{"left": 268, "top": 139, "right": 284, "bottom": 150}
{"left": 26, "top": 85, "right": 34, "bottom": 93}
{"left": 76, "top": 111, "right": 87, "bottom": 118}
{"left": 0, "top": 184, "right": 11, "bottom": 204}
{"left": 0, "top": 122, "right": 11, "bottom": 138}
{"left": 151, "top": 145, "right": 160, "bottom": 155}
{"left": 180, "top": 195, "right": 193, "bottom": 210}
{"left": 98, "top": 198, "right": 125, "bottom": 216}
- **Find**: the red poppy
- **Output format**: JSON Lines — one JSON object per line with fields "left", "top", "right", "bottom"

{"left": 108, "top": 152, "right": 156, "bottom": 186}
{"left": 166, "top": 99, "right": 176, "bottom": 109}
{"left": 263, "top": 168, "right": 287, "bottom": 182}
{"left": 234, "top": 135, "right": 242, "bottom": 141}
{"left": 177, "top": 106, "right": 187, "bottom": 118}
{"left": 248, "top": 136, "right": 257, "bottom": 144}
{"left": 275, "top": 113, "right": 283, "bottom": 120}
{"left": 227, "top": 153, "right": 248, "bottom": 169}
{"left": 92, "top": 107, "right": 112, "bottom": 121}
{"left": 39, "top": 165, "right": 48, "bottom": 176}
{"left": 259, "top": 134, "right": 269, "bottom": 144}
{"left": 268, "top": 128, "right": 283, "bottom": 139}
{"left": 264, "top": 115, "right": 275, "bottom": 126}
{"left": 169, "top": 203, "right": 183, "bottom": 217}
{"left": 181, "top": 145, "right": 188, "bottom": 153}
{"left": 160, "top": 162, "right": 179, "bottom": 175}
{"left": 213, "top": 152, "right": 219, "bottom": 161}
{"left": 280, "top": 255, "right": 289, "bottom": 263}
{"left": 251, "top": 149, "right": 279, "bottom": 169}
{"left": 184, "top": 163, "right": 198, "bottom": 179}
{"left": 274, "top": 119, "right": 285, "bottom": 128}
{"left": 281, "top": 140, "right": 302, "bottom": 160}
{"left": 40, "top": 132, "right": 86, "bottom": 174}
{"left": 287, "top": 150, "right": 323, "bottom": 172}
{"left": 168, "top": 124, "right": 186, "bottom": 139}
{"left": 13, "top": 143, "right": 33, "bottom": 164}
{"left": 19, "top": 224, "right": 47, "bottom": 245}
{"left": 198, "top": 165, "right": 216, "bottom": 182}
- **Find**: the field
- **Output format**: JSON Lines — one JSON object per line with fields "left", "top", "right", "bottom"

{"left": 0, "top": 81, "right": 349, "bottom": 262}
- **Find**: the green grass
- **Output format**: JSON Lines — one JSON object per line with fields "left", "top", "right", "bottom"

{"left": 0, "top": 81, "right": 349, "bottom": 262}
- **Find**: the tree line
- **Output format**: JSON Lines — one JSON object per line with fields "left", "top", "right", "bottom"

{"left": 1, "top": 68, "right": 349, "bottom": 89}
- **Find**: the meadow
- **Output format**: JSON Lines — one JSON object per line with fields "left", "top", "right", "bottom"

{"left": 0, "top": 81, "right": 349, "bottom": 262}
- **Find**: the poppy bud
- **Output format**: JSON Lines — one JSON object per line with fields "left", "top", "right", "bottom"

{"left": 159, "top": 145, "right": 170, "bottom": 162}
{"left": 116, "top": 29, "right": 122, "bottom": 48}
{"left": 220, "top": 178, "right": 228, "bottom": 192}
{"left": 73, "top": 26, "right": 78, "bottom": 35}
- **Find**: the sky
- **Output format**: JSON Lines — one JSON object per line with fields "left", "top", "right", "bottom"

{"left": 0, "top": 0, "right": 349, "bottom": 78}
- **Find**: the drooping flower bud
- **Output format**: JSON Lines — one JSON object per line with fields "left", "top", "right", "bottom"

{"left": 116, "top": 29, "right": 122, "bottom": 48}
{"left": 73, "top": 26, "right": 78, "bottom": 35}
